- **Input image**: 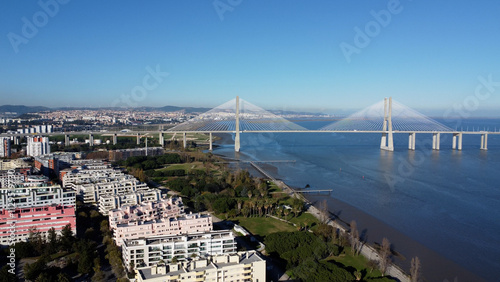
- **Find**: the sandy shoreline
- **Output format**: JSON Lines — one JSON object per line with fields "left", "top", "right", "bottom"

{"left": 212, "top": 133, "right": 485, "bottom": 282}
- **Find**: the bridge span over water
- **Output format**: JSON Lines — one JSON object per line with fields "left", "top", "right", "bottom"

{"left": 2, "top": 97, "right": 499, "bottom": 152}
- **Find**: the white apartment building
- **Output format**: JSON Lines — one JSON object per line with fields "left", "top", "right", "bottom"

{"left": 27, "top": 136, "right": 50, "bottom": 157}
{"left": 63, "top": 170, "right": 135, "bottom": 188}
{"left": 98, "top": 189, "right": 162, "bottom": 214}
{"left": 0, "top": 184, "right": 76, "bottom": 209}
{"left": 122, "top": 230, "right": 237, "bottom": 270}
{"left": 0, "top": 137, "right": 11, "bottom": 158}
{"left": 113, "top": 212, "right": 213, "bottom": 247}
{"left": 109, "top": 197, "right": 184, "bottom": 229}
{"left": 135, "top": 251, "right": 266, "bottom": 282}
{"left": 75, "top": 179, "right": 149, "bottom": 203}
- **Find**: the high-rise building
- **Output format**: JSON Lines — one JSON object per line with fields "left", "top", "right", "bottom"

{"left": 0, "top": 137, "right": 11, "bottom": 158}
{"left": 27, "top": 136, "right": 50, "bottom": 157}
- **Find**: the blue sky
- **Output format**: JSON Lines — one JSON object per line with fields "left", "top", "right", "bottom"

{"left": 1, "top": 0, "right": 500, "bottom": 116}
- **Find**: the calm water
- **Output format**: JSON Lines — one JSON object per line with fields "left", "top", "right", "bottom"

{"left": 214, "top": 119, "right": 500, "bottom": 281}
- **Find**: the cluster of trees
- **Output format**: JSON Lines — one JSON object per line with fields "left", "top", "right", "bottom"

{"left": 265, "top": 231, "right": 353, "bottom": 281}
{"left": 13, "top": 225, "right": 75, "bottom": 281}
{"left": 164, "top": 168, "right": 304, "bottom": 221}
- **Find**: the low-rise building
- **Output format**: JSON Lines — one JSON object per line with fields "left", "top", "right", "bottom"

{"left": 135, "top": 251, "right": 266, "bottom": 282}
{"left": 122, "top": 230, "right": 237, "bottom": 269}
{"left": 113, "top": 212, "right": 213, "bottom": 247}
{"left": 0, "top": 205, "right": 76, "bottom": 246}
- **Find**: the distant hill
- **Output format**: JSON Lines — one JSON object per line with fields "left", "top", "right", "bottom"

{"left": 0, "top": 105, "right": 50, "bottom": 116}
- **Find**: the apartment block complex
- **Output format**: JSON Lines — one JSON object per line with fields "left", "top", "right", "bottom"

{"left": 98, "top": 189, "right": 162, "bottom": 214}
{"left": 108, "top": 197, "right": 184, "bottom": 229}
{"left": 0, "top": 205, "right": 76, "bottom": 245}
{"left": 135, "top": 251, "right": 266, "bottom": 282}
{"left": 113, "top": 212, "right": 213, "bottom": 247}
{"left": 122, "top": 230, "right": 237, "bottom": 269}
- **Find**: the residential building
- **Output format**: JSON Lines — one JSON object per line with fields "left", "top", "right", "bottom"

{"left": 27, "top": 136, "right": 50, "bottom": 157}
{"left": 135, "top": 251, "right": 266, "bottom": 282}
{"left": 0, "top": 205, "right": 76, "bottom": 246}
{"left": 98, "top": 189, "right": 162, "bottom": 214}
{"left": 0, "top": 184, "right": 75, "bottom": 209}
{"left": 109, "top": 197, "right": 184, "bottom": 229}
{"left": 122, "top": 230, "right": 237, "bottom": 269}
{"left": 0, "top": 159, "right": 30, "bottom": 171}
{"left": 0, "top": 137, "right": 11, "bottom": 158}
{"left": 75, "top": 179, "right": 149, "bottom": 204}
{"left": 113, "top": 212, "right": 213, "bottom": 247}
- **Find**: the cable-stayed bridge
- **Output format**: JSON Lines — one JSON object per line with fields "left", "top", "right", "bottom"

{"left": 166, "top": 96, "right": 497, "bottom": 152}
{"left": 3, "top": 97, "right": 498, "bottom": 152}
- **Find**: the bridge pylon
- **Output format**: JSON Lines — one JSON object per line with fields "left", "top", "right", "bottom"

{"left": 380, "top": 97, "right": 394, "bottom": 151}
{"left": 235, "top": 96, "right": 241, "bottom": 152}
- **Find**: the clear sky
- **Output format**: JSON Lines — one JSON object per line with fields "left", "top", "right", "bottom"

{"left": 1, "top": 0, "right": 500, "bottom": 116}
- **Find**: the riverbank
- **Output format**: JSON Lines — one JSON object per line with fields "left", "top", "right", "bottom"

{"left": 212, "top": 133, "right": 485, "bottom": 282}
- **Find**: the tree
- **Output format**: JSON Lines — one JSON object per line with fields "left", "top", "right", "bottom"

{"left": 410, "top": 256, "right": 421, "bottom": 282}
{"left": 60, "top": 224, "right": 74, "bottom": 252}
{"left": 0, "top": 265, "right": 17, "bottom": 282}
{"left": 349, "top": 220, "right": 360, "bottom": 255}
{"left": 92, "top": 257, "right": 105, "bottom": 282}
{"left": 379, "top": 237, "right": 391, "bottom": 276}
{"left": 46, "top": 227, "right": 58, "bottom": 254}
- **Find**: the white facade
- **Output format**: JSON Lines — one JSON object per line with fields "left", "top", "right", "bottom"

{"left": 27, "top": 136, "right": 50, "bottom": 157}
{"left": 122, "top": 230, "right": 237, "bottom": 269}
{"left": 0, "top": 137, "right": 11, "bottom": 158}
{"left": 0, "top": 184, "right": 76, "bottom": 209}
{"left": 113, "top": 212, "right": 213, "bottom": 247}
{"left": 135, "top": 251, "right": 266, "bottom": 282}
{"left": 75, "top": 179, "right": 149, "bottom": 203}
{"left": 109, "top": 197, "right": 184, "bottom": 229}
{"left": 98, "top": 189, "right": 162, "bottom": 214}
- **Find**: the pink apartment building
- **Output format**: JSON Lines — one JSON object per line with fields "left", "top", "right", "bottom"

{"left": 108, "top": 197, "right": 184, "bottom": 229}
{"left": 113, "top": 212, "right": 213, "bottom": 247}
{"left": 0, "top": 205, "right": 76, "bottom": 246}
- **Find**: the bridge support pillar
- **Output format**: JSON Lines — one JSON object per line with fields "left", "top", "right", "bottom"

{"left": 481, "top": 133, "right": 488, "bottom": 150}
{"left": 209, "top": 132, "right": 213, "bottom": 151}
{"left": 64, "top": 134, "right": 70, "bottom": 146}
{"left": 14, "top": 136, "right": 20, "bottom": 145}
{"left": 113, "top": 134, "right": 117, "bottom": 145}
{"left": 159, "top": 132, "right": 164, "bottom": 147}
{"left": 137, "top": 133, "right": 140, "bottom": 145}
{"left": 89, "top": 134, "right": 94, "bottom": 147}
{"left": 458, "top": 133, "right": 462, "bottom": 150}
{"left": 183, "top": 132, "right": 187, "bottom": 148}
{"left": 452, "top": 133, "right": 463, "bottom": 150}
{"left": 432, "top": 133, "right": 440, "bottom": 150}
{"left": 380, "top": 97, "right": 394, "bottom": 151}
{"left": 408, "top": 132, "right": 416, "bottom": 150}
{"left": 235, "top": 96, "right": 241, "bottom": 152}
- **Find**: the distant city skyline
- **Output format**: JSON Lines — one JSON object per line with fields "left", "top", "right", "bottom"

{"left": 1, "top": 1, "right": 500, "bottom": 116}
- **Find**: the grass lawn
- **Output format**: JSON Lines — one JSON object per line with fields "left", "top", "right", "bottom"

{"left": 289, "top": 212, "right": 320, "bottom": 228}
{"left": 326, "top": 248, "right": 389, "bottom": 280}
{"left": 159, "top": 162, "right": 205, "bottom": 172}
{"left": 229, "top": 216, "right": 297, "bottom": 237}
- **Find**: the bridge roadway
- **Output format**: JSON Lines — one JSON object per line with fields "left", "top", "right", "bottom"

{"left": 2, "top": 129, "right": 499, "bottom": 151}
